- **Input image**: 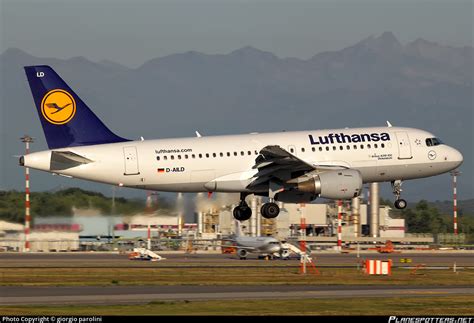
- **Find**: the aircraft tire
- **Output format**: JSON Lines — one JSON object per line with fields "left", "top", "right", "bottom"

{"left": 394, "top": 199, "right": 407, "bottom": 210}
{"left": 261, "top": 202, "right": 280, "bottom": 218}
{"left": 233, "top": 205, "right": 252, "bottom": 221}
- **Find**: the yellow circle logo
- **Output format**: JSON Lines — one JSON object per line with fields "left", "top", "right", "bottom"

{"left": 41, "top": 89, "right": 76, "bottom": 125}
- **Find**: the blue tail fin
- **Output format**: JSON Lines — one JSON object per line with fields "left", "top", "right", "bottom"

{"left": 24, "top": 65, "right": 129, "bottom": 149}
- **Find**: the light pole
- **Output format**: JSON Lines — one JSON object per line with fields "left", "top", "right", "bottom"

{"left": 450, "top": 170, "right": 461, "bottom": 235}
{"left": 20, "top": 135, "right": 34, "bottom": 252}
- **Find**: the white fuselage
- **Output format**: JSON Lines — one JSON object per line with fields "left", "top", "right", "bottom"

{"left": 23, "top": 126, "right": 463, "bottom": 193}
{"left": 235, "top": 236, "right": 282, "bottom": 254}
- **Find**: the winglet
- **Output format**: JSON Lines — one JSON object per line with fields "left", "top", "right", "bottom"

{"left": 195, "top": 131, "right": 202, "bottom": 138}
{"left": 386, "top": 121, "right": 393, "bottom": 127}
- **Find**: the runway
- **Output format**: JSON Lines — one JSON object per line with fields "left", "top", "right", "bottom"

{"left": 1, "top": 285, "right": 473, "bottom": 305}
{"left": 0, "top": 251, "right": 473, "bottom": 267}
{"left": 1, "top": 251, "right": 472, "bottom": 306}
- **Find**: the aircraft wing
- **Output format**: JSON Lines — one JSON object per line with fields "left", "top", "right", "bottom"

{"left": 248, "top": 145, "right": 348, "bottom": 188}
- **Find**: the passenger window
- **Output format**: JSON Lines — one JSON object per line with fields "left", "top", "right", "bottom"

{"left": 339, "top": 146, "right": 343, "bottom": 150}
{"left": 212, "top": 153, "right": 216, "bottom": 158}
{"left": 240, "top": 151, "right": 244, "bottom": 156}
{"left": 164, "top": 156, "right": 168, "bottom": 160}
{"left": 199, "top": 154, "right": 202, "bottom": 158}
{"left": 353, "top": 145, "right": 357, "bottom": 150}
{"left": 346, "top": 145, "right": 350, "bottom": 150}
{"left": 326, "top": 147, "right": 329, "bottom": 151}
{"left": 319, "top": 147, "right": 322, "bottom": 152}
{"left": 192, "top": 154, "right": 195, "bottom": 159}
{"left": 177, "top": 155, "right": 181, "bottom": 159}
{"left": 290, "top": 148, "right": 294, "bottom": 153}
{"left": 360, "top": 145, "right": 364, "bottom": 149}
{"left": 301, "top": 148, "right": 305, "bottom": 152}
{"left": 171, "top": 155, "right": 175, "bottom": 160}
{"left": 156, "top": 156, "right": 160, "bottom": 161}
{"left": 185, "top": 155, "right": 188, "bottom": 159}
{"left": 333, "top": 146, "right": 336, "bottom": 151}
{"left": 255, "top": 150, "right": 258, "bottom": 155}
{"left": 234, "top": 152, "right": 238, "bottom": 156}
{"left": 248, "top": 151, "right": 251, "bottom": 155}
{"left": 220, "top": 152, "right": 223, "bottom": 157}
{"left": 206, "top": 153, "right": 210, "bottom": 158}
{"left": 227, "top": 152, "right": 231, "bottom": 157}
{"left": 367, "top": 144, "right": 371, "bottom": 149}
{"left": 374, "top": 144, "right": 378, "bottom": 148}
{"left": 381, "top": 143, "right": 385, "bottom": 148}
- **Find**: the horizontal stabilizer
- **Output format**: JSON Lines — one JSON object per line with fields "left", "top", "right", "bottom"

{"left": 50, "top": 151, "right": 93, "bottom": 171}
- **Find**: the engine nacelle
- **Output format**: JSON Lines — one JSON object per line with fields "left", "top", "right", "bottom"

{"left": 297, "top": 169, "right": 363, "bottom": 200}
{"left": 237, "top": 249, "right": 248, "bottom": 259}
{"left": 274, "top": 191, "right": 317, "bottom": 203}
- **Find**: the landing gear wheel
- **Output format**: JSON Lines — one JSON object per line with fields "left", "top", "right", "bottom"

{"left": 394, "top": 199, "right": 407, "bottom": 210}
{"left": 391, "top": 180, "right": 406, "bottom": 210}
{"left": 261, "top": 202, "right": 280, "bottom": 219}
{"left": 233, "top": 204, "right": 252, "bottom": 221}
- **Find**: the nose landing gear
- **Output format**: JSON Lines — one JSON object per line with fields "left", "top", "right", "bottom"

{"left": 392, "top": 180, "right": 407, "bottom": 210}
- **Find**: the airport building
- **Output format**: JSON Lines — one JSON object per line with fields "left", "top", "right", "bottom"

{"left": 204, "top": 199, "right": 407, "bottom": 241}
{"left": 0, "top": 192, "right": 436, "bottom": 252}
{"left": 0, "top": 220, "right": 80, "bottom": 252}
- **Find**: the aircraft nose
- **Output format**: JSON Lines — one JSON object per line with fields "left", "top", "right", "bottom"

{"left": 452, "top": 147, "right": 463, "bottom": 168}
{"left": 271, "top": 246, "right": 281, "bottom": 253}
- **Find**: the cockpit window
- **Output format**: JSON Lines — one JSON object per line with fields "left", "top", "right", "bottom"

{"left": 426, "top": 138, "right": 443, "bottom": 147}
{"left": 432, "top": 138, "right": 443, "bottom": 145}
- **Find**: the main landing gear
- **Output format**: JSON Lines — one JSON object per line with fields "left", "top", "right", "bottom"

{"left": 232, "top": 194, "right": 281, "bottom": 221}
{"left": 391, "top": 180, "right": 407, "bottom": 210}
{"left": 260, "top": 201, "right": 280, "bottom": 218}
{"left": 233, "top": 193, "right": 252, "bottom": 221}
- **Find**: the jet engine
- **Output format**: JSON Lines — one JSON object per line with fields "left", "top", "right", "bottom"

{"left": 274, "top": 191, "right": 317, "bottom": 203}
{"left": 296, "top": 169, "right": 363, "bottom": 200}
{"left": 237, "top": 249, "right": 248, "bottom": 259}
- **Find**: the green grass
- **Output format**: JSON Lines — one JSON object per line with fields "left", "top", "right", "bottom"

{"left": 1, "top": 296, "right": 473, "bottom": 315}
{"left": 1, "top": 267, "right": 473, "bottom": 286}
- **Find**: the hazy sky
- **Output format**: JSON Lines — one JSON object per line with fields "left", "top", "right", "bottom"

{"left": 1, "top": 0, "right": 472, "bottom": 67}
{"left": 0, "top": 0, "right": 472, "bottom": 200}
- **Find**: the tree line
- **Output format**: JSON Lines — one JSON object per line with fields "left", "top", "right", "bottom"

{"left": 0, "top": 188, "right": 171, "bottom": 223}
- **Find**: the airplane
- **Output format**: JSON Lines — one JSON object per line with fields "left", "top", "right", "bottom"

{"left": 21, "top": 65, "right": 463, "bottom": 222}
{"left": 223, "top": 221, "right": 284, "bottom": 260}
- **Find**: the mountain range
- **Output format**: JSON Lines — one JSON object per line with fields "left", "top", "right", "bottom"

{"left": 0, "top": 32, "right": 472, "bottom": 201}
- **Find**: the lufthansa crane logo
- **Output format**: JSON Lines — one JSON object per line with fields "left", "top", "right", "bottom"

{"left": 428, "top": 150, "right": 437, "bottom": 160}
{"left": 41, "top": 89, "right": 76, "bottom": 125}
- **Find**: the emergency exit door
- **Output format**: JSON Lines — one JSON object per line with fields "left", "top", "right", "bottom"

{"left": 123, "top": 146, "right": 140, "bottom": 175}
{"left": 395, "top": 132, "right": 412, "bottom": 159}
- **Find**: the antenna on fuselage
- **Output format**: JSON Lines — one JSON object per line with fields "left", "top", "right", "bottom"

{"left": 195, "top": 131, "right": 202, "bottom": 138}
{"left": 386, "top": 121, "right": 393, "bottom": 127}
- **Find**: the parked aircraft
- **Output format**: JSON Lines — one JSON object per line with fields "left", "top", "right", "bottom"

{"left": 22, "top": 66, "right": 463, "bottom": 221}
{"left": 223, "top": 221, "right": 283, "bottom": 259}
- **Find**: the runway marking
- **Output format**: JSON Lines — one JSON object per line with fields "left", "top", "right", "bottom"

{"left": 1, "top": 287, "right": 473, "bottom": 305}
